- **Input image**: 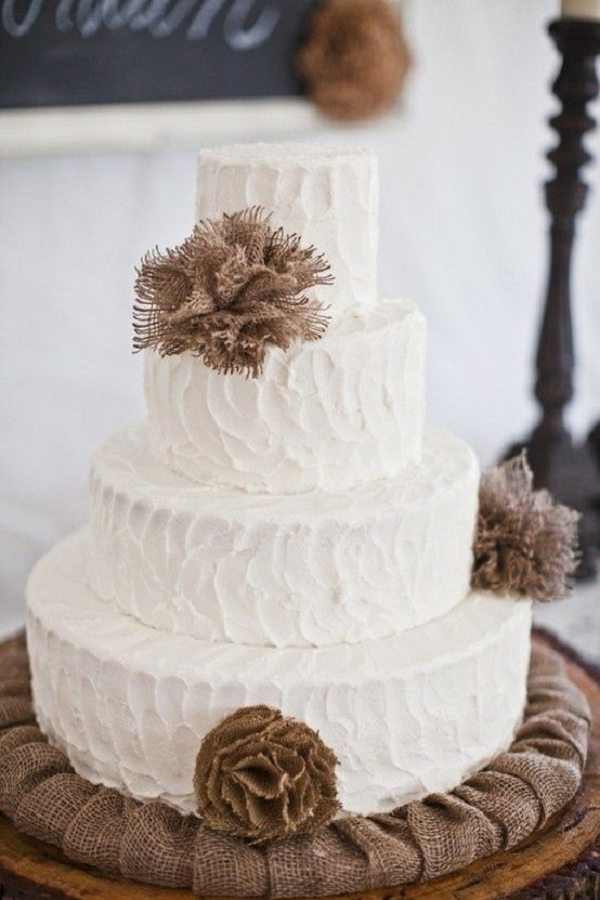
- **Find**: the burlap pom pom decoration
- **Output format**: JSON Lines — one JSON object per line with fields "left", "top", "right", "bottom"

{"left": 298, "top": 0, "right": 411, "bottom": 122}
{"left": 472, "top": 454, "right": 579, "bottom": 601}
{"left": 133, "top": 207, "right": 332, "bottom": 378}
{"left": 194, "top": 705, "right": 340, "bottom": 844}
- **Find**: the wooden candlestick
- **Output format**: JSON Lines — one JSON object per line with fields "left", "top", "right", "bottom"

{"left": 505, "top": 18, "right": 600, "bottom": 579}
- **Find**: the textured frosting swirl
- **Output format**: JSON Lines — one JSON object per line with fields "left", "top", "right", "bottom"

{"left": 27, "top": 531, "right": 532, "bottom": 817}
{"left": 197, "top": 143, "right": 378, "bottom": 314}
{"left": 89, "top": 424, "right": 479, "bottom": 647}
{"left": 144, "top": 299, "right": 426, "bottom": 493}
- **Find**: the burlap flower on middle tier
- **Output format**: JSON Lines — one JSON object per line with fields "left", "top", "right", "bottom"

{"left": 133, "top": 207, "right": 333, "bottom": 378}
{"left": 194, "top": 705, "right": 340, "bottom": 844}
{"left": 472, "top": 453, "right": 579, "bottom": 601}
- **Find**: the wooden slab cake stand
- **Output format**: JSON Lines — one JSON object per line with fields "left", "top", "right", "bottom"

{"left": 1, "top": 630, "right": 599, "bottom": 900}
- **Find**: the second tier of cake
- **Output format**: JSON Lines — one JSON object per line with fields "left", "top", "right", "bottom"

{"left": 145, "top": 300, "right": 426, "bottom": 493}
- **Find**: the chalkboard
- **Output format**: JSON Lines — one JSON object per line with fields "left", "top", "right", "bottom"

{"left": 1, "top": 1, "right": 319, "bottom": 109}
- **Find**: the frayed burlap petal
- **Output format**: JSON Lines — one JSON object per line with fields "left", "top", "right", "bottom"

{"left": 0, "top": 636, "right": 590, "bottom": 898}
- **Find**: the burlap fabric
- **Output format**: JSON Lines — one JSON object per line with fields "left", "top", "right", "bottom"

{"left": 298, "top": 0, "right": 411, "bottom": 123}
{"left": 0, "top": 635, "right": 590, "bottom": 898}
{"left": 194, "top": 705, "right": 340, "bottom": 844}
{"left": 472, "top": 454, "right": 579, "bottom": 601}
{"left": 133, "top": 207, "right": 332, "bottom": 378}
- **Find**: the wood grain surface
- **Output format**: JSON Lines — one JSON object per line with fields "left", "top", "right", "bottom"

{"left": 1, "top": 630, "right": 599, "bottom": 900}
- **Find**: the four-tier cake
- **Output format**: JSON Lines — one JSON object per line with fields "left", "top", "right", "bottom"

{"left": 25, "top": 143, "right": 533, "bottom": 820}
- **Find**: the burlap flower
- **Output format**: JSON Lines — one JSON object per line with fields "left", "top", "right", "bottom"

{"left": 298, "top": 0, "right": 411, "bottom": 122}
{"left": 194, "top": 705, "right": 340, "bottom": 844}
{"left": 472, "top": 454, "right": 579, "bottom": 601}
{"left": 133, "top": 207, "right": 332, "bottom": 377}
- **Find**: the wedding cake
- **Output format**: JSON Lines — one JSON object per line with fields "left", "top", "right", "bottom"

{"left": 25, "top": 143, "right": 533, "bottom": 824}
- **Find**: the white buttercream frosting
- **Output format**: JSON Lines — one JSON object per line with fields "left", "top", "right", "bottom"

{"left": 197, "top": 143, "right": 378, "bottom": 314}
{"left": 25, "top": 141, "right": 533, "bottom": 827}
{"left": 27, "top": 531, "right": 532, "bottom": 817}
{"left": 145, "top": 299, "right": 426, "bottom": 493}
{"left": 89, "top": 424, "right": 479, "bottom": 648}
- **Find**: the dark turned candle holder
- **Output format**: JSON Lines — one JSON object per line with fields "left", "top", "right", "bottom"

{"left": 505, "top": 17, "right": 600, "bottom": 580}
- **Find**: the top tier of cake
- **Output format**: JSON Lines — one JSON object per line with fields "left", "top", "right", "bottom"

{"left": 197, "top": 143, "right": 378, "bottom": 313}
{"left": 145, "top": 143, "right": 426, "bottom": 492}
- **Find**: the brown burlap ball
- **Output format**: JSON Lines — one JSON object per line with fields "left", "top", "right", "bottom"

{"left": 133, "top": 207, "right": 332, "bottom": 378}
{"left": 472, "top": 454, "right": 579, "bottom": 601}
{"left": 194, "top": 705, "right": 339, "bottom": 844}
{"left": 0, "top": 635, "right": 590, "bottom": 898}
{"left": 298, "top": 0, "right": 411, "bottom": 122}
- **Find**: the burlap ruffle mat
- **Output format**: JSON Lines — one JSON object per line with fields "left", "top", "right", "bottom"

{"left": 0, "top": 635, "right": 591, "bottom": 899}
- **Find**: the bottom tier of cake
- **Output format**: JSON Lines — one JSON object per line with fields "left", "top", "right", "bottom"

{"left": 26, "top": 530, "right": 532, "bottom": 816}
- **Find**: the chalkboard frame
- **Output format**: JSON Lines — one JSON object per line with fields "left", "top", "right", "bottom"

{"left": 0, "top": 96, "right": 329, "bottom": 157}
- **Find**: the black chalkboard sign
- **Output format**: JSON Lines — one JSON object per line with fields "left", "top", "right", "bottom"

{"left": 1, "top": 1, "right": 318, "bottom": 109}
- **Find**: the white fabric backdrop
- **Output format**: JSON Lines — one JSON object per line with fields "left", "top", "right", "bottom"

{"left": 2, "top": 0, "right": 600, "bottom": 637}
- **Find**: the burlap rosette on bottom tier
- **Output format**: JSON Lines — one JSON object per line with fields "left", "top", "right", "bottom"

{"left": 0, "top": 635, "right": 590, "bottom": 899}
